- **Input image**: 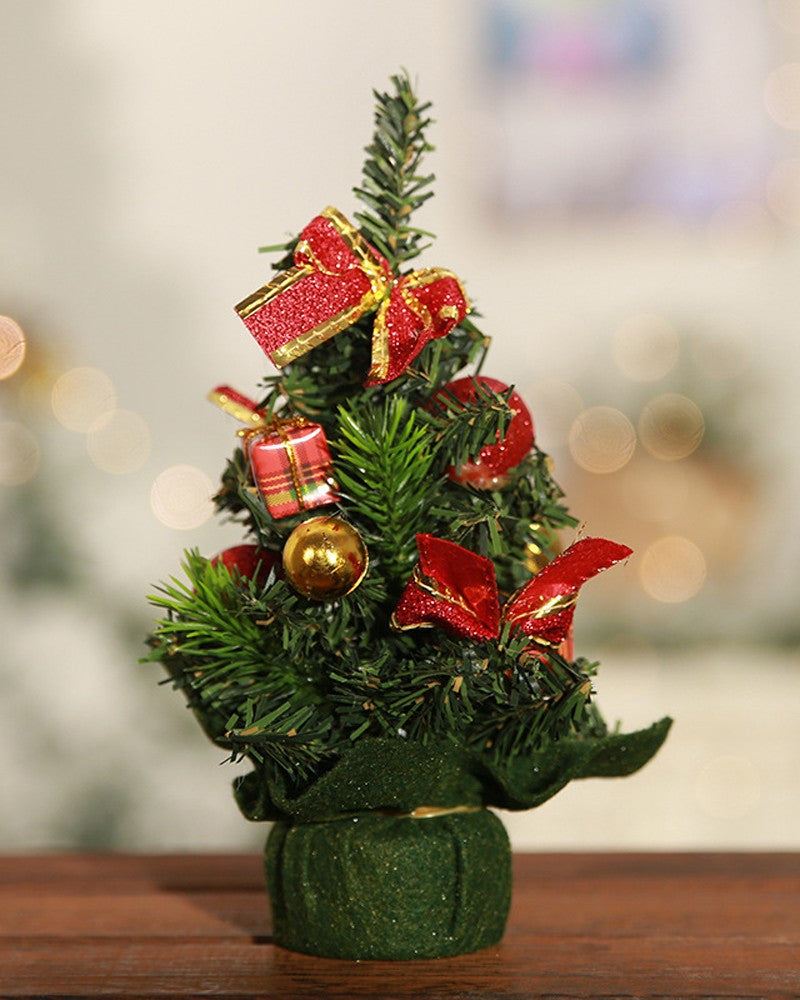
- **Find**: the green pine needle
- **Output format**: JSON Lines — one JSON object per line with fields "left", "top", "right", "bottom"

{"left": 354, "top": 70, "right": 436, "bottom": 271}
{"left": 332, "top": 396, "right": 437, "bottom": 587}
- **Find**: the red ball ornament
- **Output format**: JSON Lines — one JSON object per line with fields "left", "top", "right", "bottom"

{"left": 441, "top": 376, "right": 534, "bottom": 488}
{"left": 211, "top": 544, "right": 277, "bottom": 586}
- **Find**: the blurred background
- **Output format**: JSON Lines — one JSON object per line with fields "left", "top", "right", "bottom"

{"left": 1, "top": 0, "right": 798, "bottom": 852}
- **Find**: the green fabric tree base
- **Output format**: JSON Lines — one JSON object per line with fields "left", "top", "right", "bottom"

{"left": 265, "top": 808, "right": 511, "bottom": 960}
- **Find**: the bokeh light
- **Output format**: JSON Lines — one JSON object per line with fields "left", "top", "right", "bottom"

{"left": 51, "top": 367, "right": 117, "bottom": 432}
{"left": 0, "top": 421, "right": 40, "bottom": 486}
{"left": 151, "top": 464, "right": 214, "bottom": 530}
{"left": 639, "top": 535, "right": 706, "bottom": 603}
{"left": 764, "top": 62, "right": 800, "bottom": 130}
{"left": 638, "top": 393, "right": 705, "bottom": 461}
{"left": 87, "top": 409, "right": 151, "bottom": 475}
{"left": 695, "top": 755, "right": 761, "bottom": 821}
{"left": 612, "top": 313, "right": 679, "bottom": 382}
{"left": 0, "top": 316, "right": 26, "bottom": 381}
{"left": 527, "top": 378, "right": 584, "bottom": 447}
{"left": 568, "top": 406, "right": 636, "bottom": 473}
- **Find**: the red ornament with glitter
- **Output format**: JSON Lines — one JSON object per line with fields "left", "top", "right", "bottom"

{"left": 392, "top": 534, "right": 500, "bottom": 641}
{"left": 211, "top": 544, "right": 278, "bottom": 587}
{"left": 439, "top": 376, "right": 534, "bottom": 488}
{"left": 234, "top": 207, "right": 469, "bottom": 385}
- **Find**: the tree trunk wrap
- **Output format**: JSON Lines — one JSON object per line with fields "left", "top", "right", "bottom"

{"left": 265, "top": 808, "right": 511, "bottom": 960}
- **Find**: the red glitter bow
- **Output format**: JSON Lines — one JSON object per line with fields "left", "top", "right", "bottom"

{"left": 392, "top": 535, "right": 500, "bottom": 642}
{"left": 393, "top": 534, "right": 632, "bottom": 651}
{"left": 235, "top": 207, "right": 469, "bottom": 385}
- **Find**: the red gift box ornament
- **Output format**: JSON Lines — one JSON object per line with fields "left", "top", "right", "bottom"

{"left": 234, "top": 207, "right": 469, "bottom": 385}
{"left": 208, "top": 385, "right": 338, "bottom": 520}
{"left": 393, "top": 535, "right": 631, "bottom": 650}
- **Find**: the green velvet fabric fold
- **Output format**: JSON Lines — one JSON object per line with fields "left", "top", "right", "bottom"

{"left": 236, "top": 717, "right": 672, "bottom": 823}
{"left": 265, "top": 809, "right": 511, "bottom": 960}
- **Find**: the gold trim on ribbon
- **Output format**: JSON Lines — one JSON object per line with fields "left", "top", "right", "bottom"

{"left": 368, "top": 268, "right": 470, "bottom": 383}
{"left": 301, "top": 804, "right": 484, "bottom": 826}
{"left": 390, "top": 561, "right": 480, "bottom": 633}
{"left": 207, "top": 387, "right": 268, "bottom": 428}
{"left": 413, "top": 563, "right": 476, "bottom": 618}
{"left": 235, "top": 264, "right": 310, "bottom": 321}
{"left": 505, "top": 591, "right": 578, "bottom": 628}
{"left": 235, "top": 207, "right": 393, "bottom": 368}
{"left": 382, "top": 804, "right": 482, "bottom": 820}
{"left": 390, "top": 613, "right": 435, "bottom": 633}
{"left": 369, "top": 297, "right": 393, "bottom": 384}
{"left": 319, "top": 207, "right": 391, "bottom": 300}
{"left": 269, "top": 299, "right": 372, "bottom": 367}
{"left": 272, "top": 419, "right": 306, "bottom": 510}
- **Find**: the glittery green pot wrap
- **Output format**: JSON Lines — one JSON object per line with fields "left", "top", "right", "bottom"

{"left": 264, "top": 808, "right": 511, "bottom": 960}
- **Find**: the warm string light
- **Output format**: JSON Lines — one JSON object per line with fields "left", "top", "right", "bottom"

{"left": 51, "top": 367, "right": 117, "bottom": 432}
{"left": 638, "top": 535, "right": 706, "bottom": 604}
{"left": 150, "top": 464, "right": 214, "bottom": 530}
{"left": 568, "top": 405, "right": 636, "bottom": 474}
{"left": 48, "top": 365, "right": 152, "bottom": 476}
{"left": 638, "top": 393, "right": 704, "bottom": 462}
{"left": 0, "top": 317, "right": 38, "bottom": 485}
{"left": 4, "top": 341, "right": 206, "bottom": 531}
{"left": 558, "top": 314, "right": 754, "bottom": 604}
{"left": 0, "top": 316, "right": 26, "bottom": 381}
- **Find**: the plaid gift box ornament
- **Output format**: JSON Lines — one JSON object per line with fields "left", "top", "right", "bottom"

{"left": 208, "top": 386, "right": 338, "bottom": 519}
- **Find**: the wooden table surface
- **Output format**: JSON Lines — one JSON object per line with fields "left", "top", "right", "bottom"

{"left": 1, "top": 852, "right": 798, "bottom": 998}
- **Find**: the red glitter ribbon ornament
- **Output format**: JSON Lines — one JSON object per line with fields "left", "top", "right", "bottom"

{"left": 391, "top": 535, "right": 500, "bottom": 642}
{"left": 235, "top": 207, "right": 469, "bottom": 385}
{"left": 503, "top": 538, "right": 632, "bottom": 650}
{"left": 393, "top": 535, "right": 631, "bottom": 651}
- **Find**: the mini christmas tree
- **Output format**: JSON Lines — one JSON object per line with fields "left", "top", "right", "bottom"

{"left": 146, "top": 73, "right": 671, "bottom": 961}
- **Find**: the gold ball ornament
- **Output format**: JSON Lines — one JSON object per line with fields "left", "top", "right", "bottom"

{"left": 282, "top": 516, "right": 368, "bottom": 601}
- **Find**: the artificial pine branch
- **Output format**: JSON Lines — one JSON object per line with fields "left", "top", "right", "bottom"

{"left": 332, "top": 396, "right": 437, "bottom": 588}
{"left": 420, "top": 379, "right": 516, "bottom": 472}
{"left": 353, "top": 71, "right": 436, "bottom": 272}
